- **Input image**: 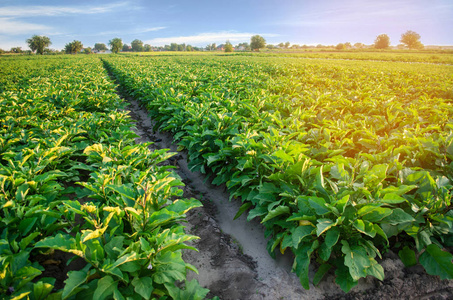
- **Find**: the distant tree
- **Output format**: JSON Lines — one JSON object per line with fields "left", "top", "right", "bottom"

{"left": 65, "top": 40, "right": 83, "bottom": 54}
{"left": 266, "top": 44, "right": 277, "bottom": 49}
{"left": 344, "top": 42, "right": 352, "bottom": 49}
{"left": 177, "top": 44, "right": 185, "bottom": 51}
{"left": 250, "top": 35, "right": 266, "bottom": 51}
{"left": 169, "top": 43, "right": 177, "bottom": 51}
{"left": 373, "top": 34, "right": 390, "bottom": 49}
{"left": 94, "top": 43, "right": 108, "bottom": 51}
{"left": 84, "top": 47, "right": 92, "bottom": 54}
{"left": 354, "top": 42, "right": 365, "bottom": 49}
{"left": 400, "top": 30, "right": 423, "bottom": 49}
{"left": 224, "top": 40, "right": 233, "bottom": 52}
{"left": 291, "top": 44, "right": 300, "bottom": 49}
{"left": 26, "top": 35, "right": 51, "bottom": 55}
{"left": 284, "top": 41, "right": 290, "bottom": 48}
{"left": 0, "top": 48, "right": 4, "bottom": 55}
{"left": 109, "top": 38, "right": 123, "bottom": 53}
{"left": 122, "top": 44, "right": 131, "bottom": 52}
{"left": 131, "top": 39, "right": 144, "bottom": 52}
{"left": 10, "top": 47, "right": 23, "bottom": 53}
{"left": 316, "top": 44, "right": 324, "bottom": 48}
{"left": 144, "top": 44, "right": 152, "bottom": 52}
{"left": 186, "top": 45, "right": 193, "bottom": 51}
{"left": 211, "top": 43, "right": 217, "bottom": 51}
{"left": 335, "top": 43, "right": 345, "bottom": 50}
{"left": 277, "top": 42, "right": 284, "bottom": 48}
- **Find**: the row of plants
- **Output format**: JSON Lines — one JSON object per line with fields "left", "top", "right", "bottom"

{"left": 0, "top": 56, "right": 210, "bottom": 299}
{"left": 237, "top": 51, "right": 453, "bottom": 65}
{"left": 104, "top": 55, "right": 453, "bottom": 292}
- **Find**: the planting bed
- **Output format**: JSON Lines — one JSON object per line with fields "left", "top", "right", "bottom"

{"left": 1, "top": 53, "right": 453, "bottom": 299}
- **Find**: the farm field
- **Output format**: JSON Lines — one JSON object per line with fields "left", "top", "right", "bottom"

{"left": 1, "top": 53, "right": 453, "bottom": 299}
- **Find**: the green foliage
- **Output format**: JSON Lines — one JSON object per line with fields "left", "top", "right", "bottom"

{"left": 103, "top": 54, "right": 453, "bottom": 293}
{"left": 374, "top": 34, "right": 390, "bottom": 49}
{"left": 26, "top": 35, "right": 51, "bottom": 55}
{"left": 109, "top": 38, "right": 123, "bottom": 53}
{"left": 0, "top": 56, "right": 207, "bottom": 299}
{"left": 65, "top": 40, "right": 83, "bottom": 54}
{"left": 94, "top": 43, "right": 108, "bottom": 51}
{"left": 225, "top": 41, "right": 233, "bottom": 53}
{"left": 250, "top": 35, "right": 266, "bottom": 51}
{"left": 131, "top": 39, "right": 144, "bottom": 52}
{"left": 400, "top": 30, "right": 424, "bottom": 49}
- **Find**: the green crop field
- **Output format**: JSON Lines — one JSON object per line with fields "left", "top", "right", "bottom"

{"left": 1, "top": 53, "right": 453, "bottom": 298}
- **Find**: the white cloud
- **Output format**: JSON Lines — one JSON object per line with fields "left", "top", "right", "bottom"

{"left": 0, "top": 17, "right": 52, "bottom": 35}
{"left": 0, "top": 2, "right": 130, "bottom": 17}
{"left": 145, "top": 31, "right": 279, "bottom": 46}
{"left": 141, "top": 27, "right": 166, "bottom": 33}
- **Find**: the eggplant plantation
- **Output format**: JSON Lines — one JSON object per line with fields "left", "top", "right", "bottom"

{"left": 103, "top": 55, "right": 453, "bottom": 292}
{"left": 0, "top": 53, "right": 452, "bottom": 298}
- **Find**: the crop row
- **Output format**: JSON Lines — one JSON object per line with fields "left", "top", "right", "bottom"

{"left": 104, "top": 55, "right": 453, "bottom": 292}
{"left": 0, "top": 56, "right": 210, "bottom": 300}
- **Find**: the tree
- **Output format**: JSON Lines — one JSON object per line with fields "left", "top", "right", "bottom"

{"left": 94, "top": 43, "right": 108, "bottom": 51}
{"left": 186, "top": 45, "right": 193, "bottom": 51}
{"left": 0, "top": 48, "right": 4, "bottom": 55}
{"left": 374, "top": 34, "right": 390, "bottom": 49}
{"left": 250, "top": 35, "right": 266, "bottom": 51}
{"left": 336, "top": 43, "right": 345, "bottom": 50}
{"left": 225, "top": 40, "right": 233, "bottom": 53}
{"left": 84, "top": 47, "right": 92, "bottom": 54}
{"left": 131, "top": 39, "right": 144, "bottom": 52}
{"left": 144, "top": 44, "right": 152, "bottom": 52}
{"left": 284, "top": 41, "right": 290, "bottom": 48}
{"left": 65, "top": 40, "right": 83, "bottom": 54}
{"left": 26, "top": 35, "right": 51, "bottom": 55}
{"left": 354, "top": 42, "right": 365, "bottom": 49}
{"left": 109, "top": 38, "right": 123, "bottom": 53}
{"left": 122, "top": 44, "right": 131, "bottom": 52}
{"left": 400, "top": 30, "right": 423, "bottom": 49}
{"left": 10, "top": 47, "right": 23, "bottom": 53}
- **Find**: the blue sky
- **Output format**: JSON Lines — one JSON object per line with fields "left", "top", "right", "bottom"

{"left": 0, "top": 0, "right": 452, "bottom": 50}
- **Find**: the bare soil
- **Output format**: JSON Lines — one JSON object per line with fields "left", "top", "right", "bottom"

{"left": 125, "top": 98, "right": 453, "bottom": 300}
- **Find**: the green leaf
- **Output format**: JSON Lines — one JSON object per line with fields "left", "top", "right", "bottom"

{"left": 353, "top": 219, "right": 377, "bottom": 238}
{"left": 381, "top": 208, "right": 415, "bottom": 225}
{"left": 313, "top": 263, "right": 332, "bottom": 286}
{"left": 358, "top": 206, "right": 392, "bottom": 223}
{"left": 247, "top": 206, "right": 267, "bottom": 221}
{"left": 325, "top": 227, "right": 340, "bottom": 248}
{"left": 419, "top": 244, "right": 453, "bottom": 280}
{"left": 132, "top": 277, "right": 154, "bottom": 299}
{"left": 367, "top": 258, "right": 385, "bottom": 281}
{"left": 308, "top": 197, "right": 330, "bottom": 215}
{"left": 272, "top": 150, "right": 294, "bottom": 163}
{"left": 93, "top": 276, "right": 117, "bottom": 300}
{"left": 381, "top": 193, "right": 407, "bottom": 204}
{"left": 398, "top": 246, "right": 417, "bottom": 267}
{"left": 261, "top": 205, "right": 290, "bottom": 223}
{"left": 33, "top": 281, "right": 54, "bottom": 300}
{"left": 292, "top": 226, "right": 315, "bottom": 248}
{"left": 166, "top": 279, "right": 210, "bottom": 300}
{"left": 234, "top": 202, "right": 252, "bottom": 220}
{"left": 62, "top": 265, "right": 91, "bottom": 300}
{"left": 341, "top": 240, "right": 371, "bottom": 281}
{"left": 316, "top": 219, "right": 334, "bottom": 236}
{"left": 34, "top": 233, "right": 82, "bottom": 256}
{"left": 293, "top": 242, "right": 318, "bottom": 289}
{"left": 335, "top": 263, "right": 358, "bottom": 293}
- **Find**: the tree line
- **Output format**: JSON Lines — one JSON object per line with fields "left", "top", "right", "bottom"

{"left": 0, "top": 30, "right": 425, "bottom": 55}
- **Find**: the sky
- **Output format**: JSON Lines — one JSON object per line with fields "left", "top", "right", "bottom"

{"left": 0, "top": 0, "right": 452, "bottom": 51}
